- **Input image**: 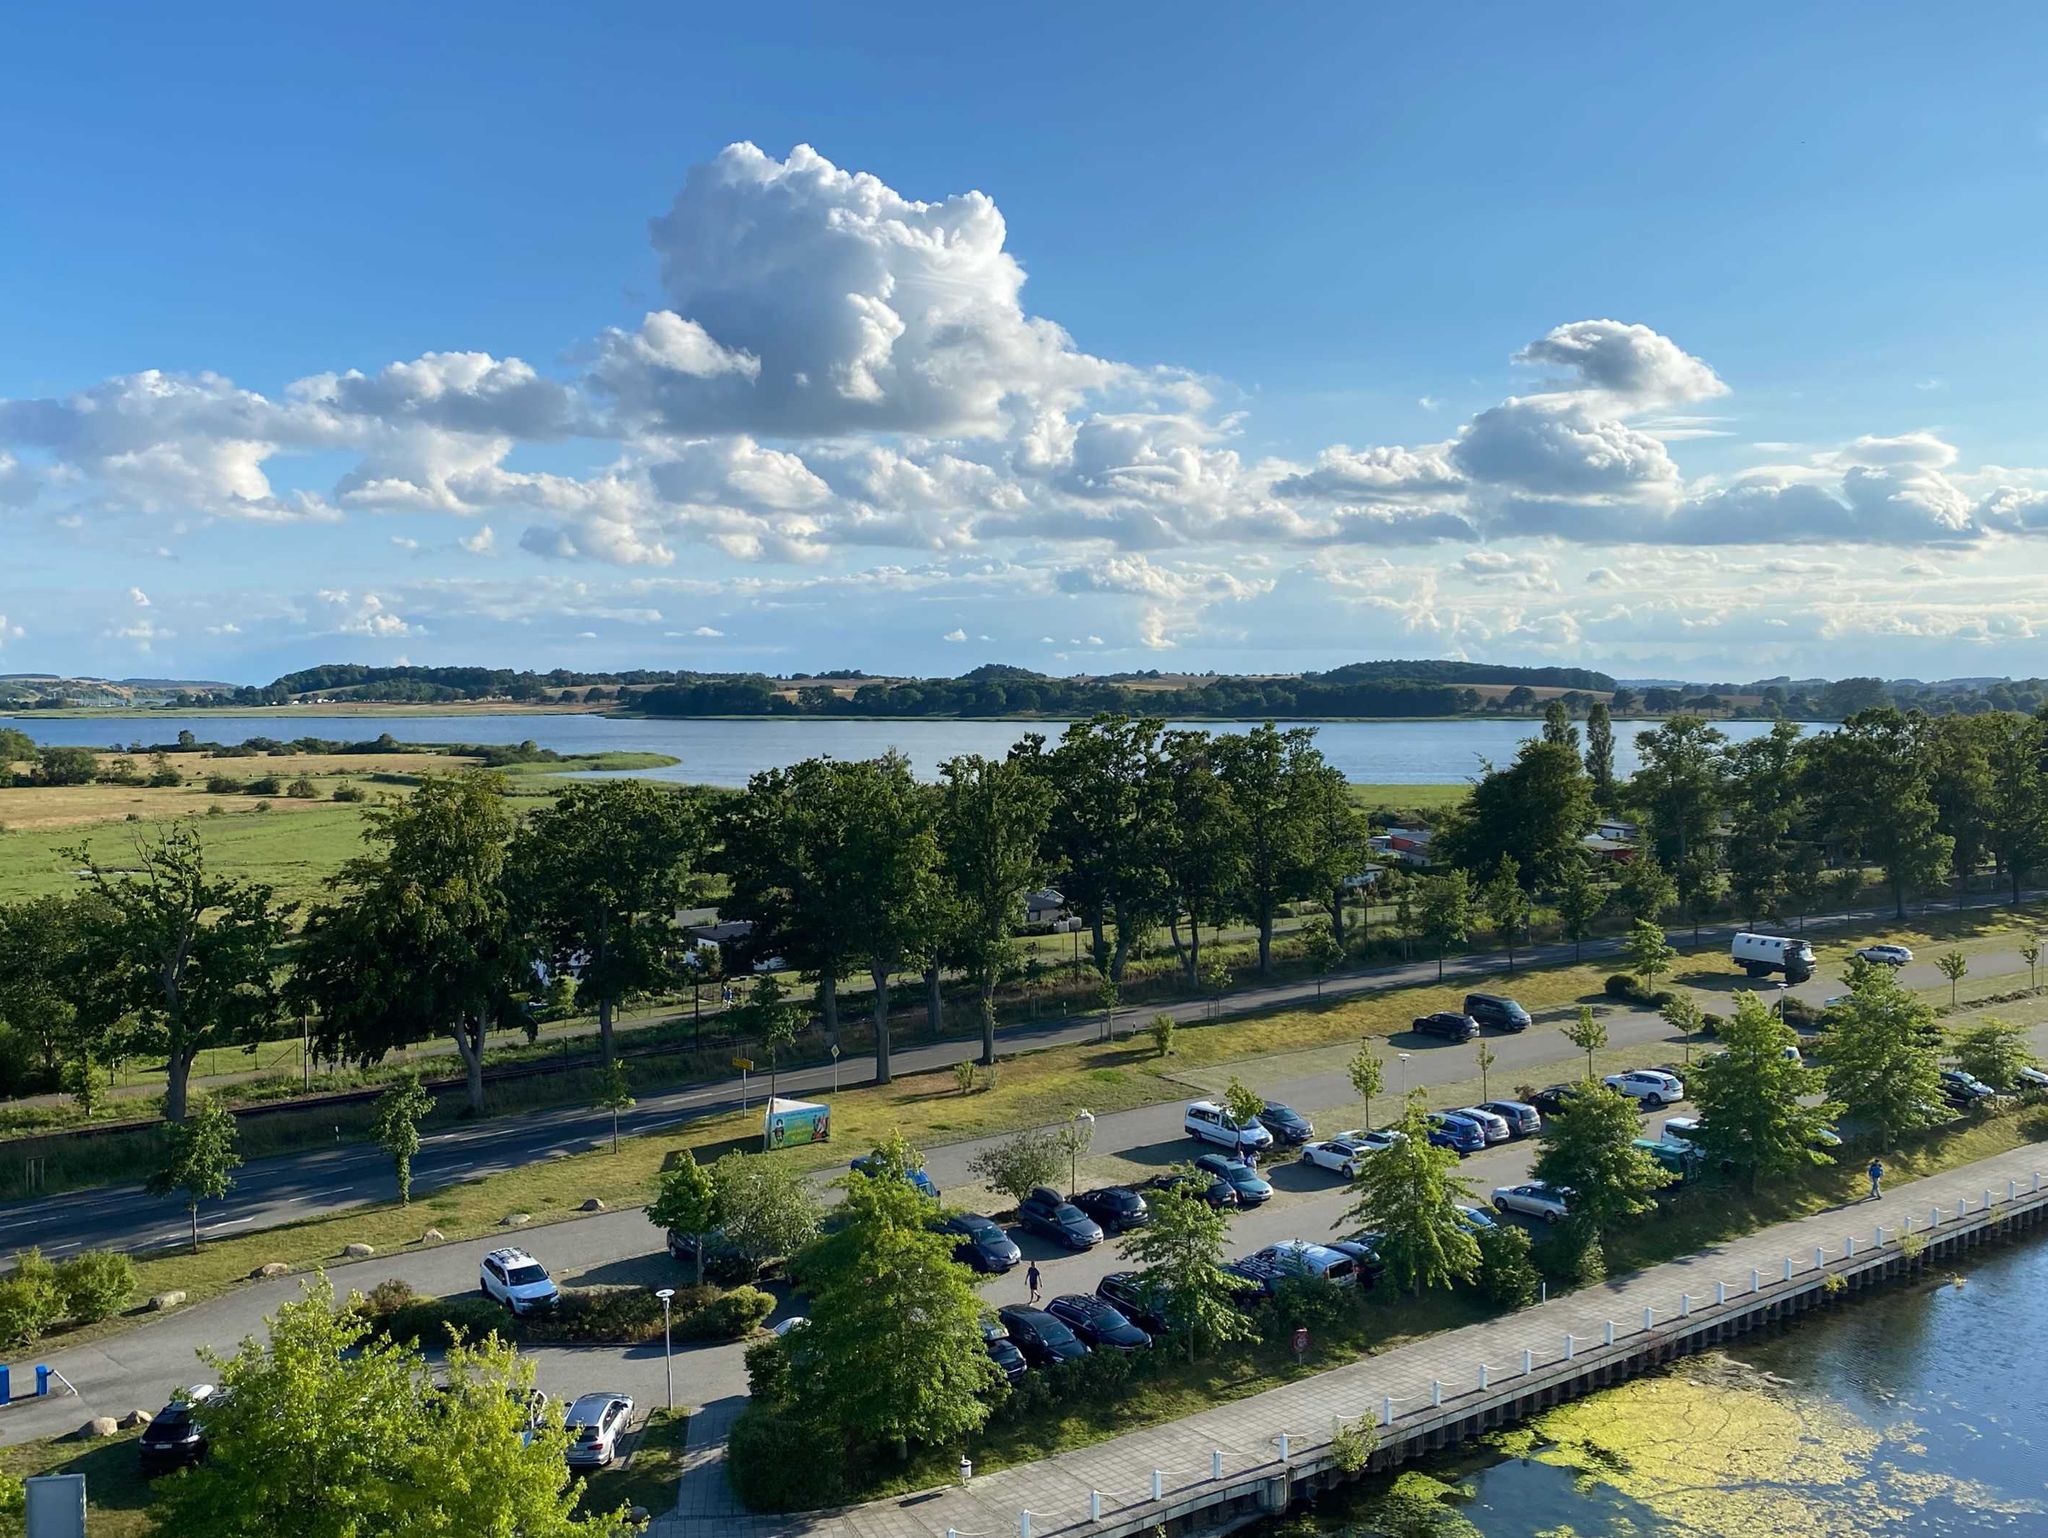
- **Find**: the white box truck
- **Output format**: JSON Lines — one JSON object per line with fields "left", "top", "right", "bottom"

{"left": 1730, "top": 931, "right": 1815, "bottom": 983}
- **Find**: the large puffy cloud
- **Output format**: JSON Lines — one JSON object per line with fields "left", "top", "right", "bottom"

{"left": 1512, "top": 319, "right": 1729, "bottom": 407}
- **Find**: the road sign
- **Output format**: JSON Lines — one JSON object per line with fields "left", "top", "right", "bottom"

{"left": 732, "top": 1057, "right": 754, "bottom": 1072}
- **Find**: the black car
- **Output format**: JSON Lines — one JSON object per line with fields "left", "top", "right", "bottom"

{"left": 1219, "top": 1258, "right": 1279, "bottom": 1305}
{"left": 138, "top": 1391, "right": 215, "bottom": 1474}
{"left": 1528, "top": 1083, "right": 1587, "bottom": 1117}
{"left": 1015, "top": 1186, "right": 1105, "bottom": 1249}
{"left": 1463, "top": 993, "right": 1531, "bottom": 1032}
{"left": 1071, "top": 1186, "right": 1150, "bottom": 1234}
{"left": 1412, "top": 1010, "right": 1480, "bottom": 1042}
{"left": 1046, "top": 1292, "right": 1151, "bottom": 1351}
{"left": 666, "top": 1227, "right": 751, "bottom": 1283}
{"left": 1941, "top": 1069, "right": 1997, "bottom": 1107}
{"left": 1096, "top": 1270, "right": 1172, "bottom": 1334}
{"left": 1258, "top": 1102, "right": 1314, "bottom": 1144}
{"left": 1143, "top": 1170, "right": 1238, "bottom": 1210}
{"left": 1327, "top": 1236, "right": 1385, "bottom": 1282}
{"left": 980, "top": 1317, "right": 1028, "bottom": 1385}
{"left": 940, "top": 1213, "right": 1023, "bottom": 1273}
{"left": 997, "top": 1304, "right": 1091, "bottom": 1364}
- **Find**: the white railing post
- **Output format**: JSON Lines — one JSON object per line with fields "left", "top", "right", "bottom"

{"left": 1431, "top": 1379, "right": 1443, "bottom": 1407}
{"left": 1478, "top": 1363, "right": 1490, "bottom": 1390}
{"left": 1021, "top": 1513, "right": 1032, "bottom": 1538}
{"left": 2010, "top": 1179, "right": 2019, "bottom": 1203}
{"left": 1522, "top": 1348, "right": 1534, "bottom": 1375}
{"left": 1276, "top": 1434, "right": 1290, "bottom": 1466}
{"left": 1382, "top": 1396, "right": 1394, "bottom": 1426}
{"left": 1151, "top": 1470, "right": 1163, "bottom": 1501}
{"left": 1564, "top": 1333, "right": 1576, "bottom": 1361}
{"left": 1986, "top": 1189, "right": 1996, "bottom": 1211}
{"left": 1090, "top": 1491, "right": 1103, "bottom": 1521}
{"left": 1783, "top": 1256, "right": 1794, "bottom": 1281}
{"left": 1715, "top": 1281, "right": 1727, "bottom": 1305}
{"left": 1679, "top": 1293, "right": 1692, "bottom": 1318}
{"left": 1845, "top": 1234, "right": 1856, "bottom": 1258}
{"left": 1604, "top": 1320, "right": 1616, "bottom": 1346}
{"left": 1750, "top": 1267, "right": 1761, "bottom": 1294}
{"left": 1814, "top": 1245, "right": 1825, "bottom": 1270}
{"left": 1933, "top": 1206, "right": 1942, "bottom": 1224}
{"left": 1643, "top": 1305, "right": 1655, "bottom": 1331}
{"left": 1904, "top": 1213, "right": 1914, "bottom": 1234}
{"left": 1212, "top": 1449, "right": 1224, "bottom": 1481}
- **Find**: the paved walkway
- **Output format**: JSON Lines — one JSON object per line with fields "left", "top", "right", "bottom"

{"left": 740, "top": 1139, "right": 2048, "bottom": 1537}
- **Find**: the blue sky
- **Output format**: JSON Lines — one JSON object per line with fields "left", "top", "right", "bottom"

{"left": 7, "top": 3, "right": 2048, "bottom": 683}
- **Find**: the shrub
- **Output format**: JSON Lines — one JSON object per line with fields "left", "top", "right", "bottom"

{"left": 332, "top": 783, "right": 367, "bottom": 802}
{"left": 1604, "top": 973, "right": 1640, "bottom": 1000}
{"left": 1263, "top": 1275, "right": 1350, "bottom": 1337}
{"left": 251, "top": 800, "right": 273, "bottom": 814}
{"left": 245, "top": 775, "right": 283, "bottom": 796}
{"left": 542, "top": 1286, "right": 666, "bottom": 1344}
{"left": 360, "top": 1277, "right": 417, "bottom": 1318}
{"left": 744, "top": 1335, "right": 792, "bottom": 1403}
{"left": 686, "top": 1284, "right": 775, "bottom": 1341}
{"left": 383, "top": 1294, "right": 507, "bottom": 1346}
{"left": 1647, "top": 990, "right": 1677, "bottom": 1010}
{"left": 1148, "top": 1013, "right": 1176, "bottom": 1057}
{"left": 204, "top": 774, "right": 243, "bottom": 795}
{"left": 285, "top": 776, "right": 318, "bottom": 799}
{"left": 0, "top": 1249, "right": 62, "bottom": 1348}
{"left": 953, "top": 1060, "right": 975, "bottom": 1095}
{"left": 1780, "top": 995, "right": 1817, "bottom": 1028}
{"left": 1475, "top": 1225, "right": 1539, "bottom": 1308}
{"left": 727, "top": 1402, "right": 846, "bottom": 1512}
{"left": 1533, "top": 1219, "right": 1606, "bottom": 1286}
{"left": 54, "top": 1251, "right": 136, "bottom": 1324}
{"left": 1699, "top": 1014, "right": 1725, "bottom": 1037}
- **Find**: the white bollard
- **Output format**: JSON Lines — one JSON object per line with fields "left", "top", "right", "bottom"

{"left": 1875, "top": 1226, "right": 1884, "bottom": 1247}
{"left": 1679, "top": 1293, "right": 1692, "bottom": 1318}
{"left": 1541, "top": 1280, "right": 1548, "bottom": 1303}
{"left": 1644, "top": 1305, "right": 1655, "bottom": 1331}
{"left": 2010, "top": 1180, "right": 2019, "bottom": 1202}
{"left": 1605, "top": 1320, "right": 1616, "bottom": 1346}
{"left": 1986, "top": 1189, "right": 1996, "bottom": 1210}
{"left": 1151, "top": 1470, "right": 1163, "bottom": 1501}
{"left": 1090, "top": 1491, "right": 1103, "bottom": 1521}
{"left": 1212, "top": 1449, "right": 1223, "bottom": 1481}
{"left": 1020, "top": 1514, "right": 1032, "bottom": 1538}
{"left": 1277, "top": 1434, "right": 1290, "bottom": 1466}
{"left": 1750, "top": 1267, "right": 1761, "bottom": 1294}
{"left": 1479, "top": 1363, "right": 1490, "bottom": 1390}
{"left": 1565, "top": 1333, "right": 1576, "bottom": 1361}
{"left": 1382, "top": 1396, "right": 1394, "bottom": 1427}
{"left": 1846, "top": 1234, "right": 1856, "bottom": 1258}
{"left": 1815, "top": 1245, "right": 1826, "bottom": 1270}
{"left": 1431, "top": 1379, "right": 1443, "bottom": 1407}
{"left": 1715, "top": 1281, "right": 1727, "bottom": 1305}
{"left": 1784, "top": 1255, "right": 1795, "bottom": 1281}
{"left": 2035, "top": 1172, "right": 2043, "bottom": 1194}
{"left": 1933, "top": 1206, "right": 1942, "bottom": 1224}
{"left": 1522, "top": 1348, "right": 1534, "bottom": 1375}
{"left": 1904, "top": 1213, "right": 1914, "bottom": 1234}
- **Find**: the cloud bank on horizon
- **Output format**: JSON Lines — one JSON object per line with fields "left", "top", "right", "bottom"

{"left": 6, "top": 141, "right": 2048, "bottom": 680}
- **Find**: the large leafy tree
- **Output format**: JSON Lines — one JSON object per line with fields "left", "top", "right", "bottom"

{"left": 1629, "top": 716, "right": 1727, "bottom": 933}
{"left": 1924, "top": 714, "right": 1996, "bottom": 899}
{"left": 1820, "top": 962, "right": 1947, "bottom": 1147}
{"left": 708, "top": 1150, "right": 824, "bottom": 1273}
{"left": 1531, "top": 1082, "right": 1671, "bottom": 1240}
{"left": 838, "top": 754, "right": 944, "bottom": 1084}
{"left": 75, "top": 825, "right": 289, "bottom": 1121}
{"left": 1584, "top": 701, "right": 1617, "bottom": 806}
{"left": 1120, "top": 1173, "right": 1255, "bottom": 1360}
{"left": 936, "top": 753, "right": 1052, "bottom": 1065}
{"left": 1153, "top": 730, "right": 1243, "bottom": 985}
{"left": 1339, "top": 1094, "right": 1479, "bottom": 1294}
{"left": 1985, "top": 712, "right": 2048, "bottom": 904}
{"left": 793, "top": 1134, "right": 999, "bottom": 1453}
{"left": 1301, "top": 761, "right": 1370, "bottom": 948}
{"left": 152, "top": 1278, "right": 609, "bottom": 1538}
{"left": 295, "top": 773, "right": 525, "bottom": 1115}
{"left": 1211, "top": 723, "right": 1340, "bottom": 975}
{"left": 1687, "top": 993, "right": 1842, "bottom": 1191}
{"left": 1949, "top": 1017, "right": 2040, "bottom": 1090}
{"left": 1416, "top": 870, "right": 1472, "bottom": 981}
{"left": 0, "top": 893, "right": 102, "bottom": 1092}
{"left": 1724, "top": 720, "right": 1806, "bottom": 922}
{"left": 1806, "top": 708, "right": 1953, "bottom": 919}
{"left": 1440, "top": 739, "right": 1593, "bottom": 886}
{"left": 511, "top": 779, "right": 704, "bottom": 1064}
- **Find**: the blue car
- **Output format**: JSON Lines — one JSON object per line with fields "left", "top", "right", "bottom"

{"left": 1192, "top": 1152, "right": 1273, "bottom": 1205}
{"left": 850, "top": 1153, "right": 940, "bottom": 1200}
{"left": 1425, "top": 1111, "right": 1486, "bottom": 1155}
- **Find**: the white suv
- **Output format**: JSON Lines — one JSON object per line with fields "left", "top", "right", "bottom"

{"left": 1184, "top": 1100, "right": 1272, "bottom": 1153}
{"left": 1603, "top": 1070, "right": 1684, "bottom": 1107}
{"left": 480, "top": 1247, "right": 560, "bottom": 1316}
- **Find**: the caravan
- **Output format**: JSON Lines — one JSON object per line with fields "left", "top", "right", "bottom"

{"left": 1731, "top": 931, "right": 1815, "bottom": 983}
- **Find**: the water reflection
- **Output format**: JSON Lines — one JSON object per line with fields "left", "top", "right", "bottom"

{"left": 1270, "top": 1237, "right": 2048, "bottom": 1537}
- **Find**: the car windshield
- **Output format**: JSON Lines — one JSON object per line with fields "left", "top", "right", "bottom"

{"left": 1264, "top": 1104, "right": 1295, "bottom": 1118}
{"left": 1037, "top": 1318, "right": 1079, "bottom": 1346}
{"left": 958, "top": 1216, "right": 995, "bottom": 1236}
{"left": 504, "top": 1264, "right": 549, "bottom": 1287}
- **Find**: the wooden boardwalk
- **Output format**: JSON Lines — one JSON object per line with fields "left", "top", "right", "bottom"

{"left": 735, "top": 1138, "right": 2048, "bottom": 1538}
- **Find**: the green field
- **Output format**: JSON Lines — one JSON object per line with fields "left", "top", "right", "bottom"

{"left": 1346, "top": 781, "right": 1468, "bottom": 813}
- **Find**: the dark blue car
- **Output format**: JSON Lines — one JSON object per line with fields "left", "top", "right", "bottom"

{"left": 850, "top": 1153, "right": 940, "bottom": 1200}
{"left": 1425, "top": 1111, "right": 1486, "bottom": 1155}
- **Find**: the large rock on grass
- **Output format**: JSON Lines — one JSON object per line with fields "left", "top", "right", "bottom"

{"left": 343, "top": 1243, "right": 376, "bottom": 1259}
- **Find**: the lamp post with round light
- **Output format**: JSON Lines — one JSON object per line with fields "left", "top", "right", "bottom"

{"left": 1067, "top": 1108, "right": 1095, "bottom": 1193}
{"left": 1397, "top": 1052, "right": 1412, "bottom": 1098}
{"left": 655, "top": 1288, "right": 676, "bottom": 1410}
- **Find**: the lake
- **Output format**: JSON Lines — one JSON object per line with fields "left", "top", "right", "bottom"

{"left": 2, "top": 713, "right": 1807, "bottom": 788}
{"left": 1265, "top": 1233, "right": 2048, "bottom": 1537}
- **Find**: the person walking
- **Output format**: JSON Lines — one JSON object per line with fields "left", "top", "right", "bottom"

{"left": 1026, "top": 1261, "right": 1042, "bottom": 1304}
{"left": 1867, "top": 1157, "right": 1885, "bottom": 1200}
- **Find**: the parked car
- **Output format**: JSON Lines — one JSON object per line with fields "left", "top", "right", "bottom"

{"left": 1463, "top": 993, "right": 1531, "bottom": 1032}
{"left": 664, "top": 1226, "right": 750, "bottom": 1281}
{"left": 1096, "top": 1270, "right": 1172, "bottom": 1334}
{"left": 138, "top": 1386, "right": 217, "bottom": 1474}
{"left": 850, "top": 1152, "right": 940, "bottom": 1200}
{"left": 1634, "top": 1135, "right": 1703, "bottom": 1180}
{"left": 1299, "top": 1130, "right": 1398, "bottom": 1177}
{"left": 1184, "top": 1099, "right": 1273, "bottom": 1153}
{"left": 1193, "top": 1152, "right": 1273, "bottom": 1204}
{"left": 480, "top": 1247, "right": 560, "bottom": 1316}
{"left": 563, "top": 1392, "right": 633, "bottom": 1469}
{"left": 997, "top": 1304, "right": 1090, "bottom": 1364}
{"left": 1071, "top": 1186, "right": 1150, "bottom": 1235}
{"left": 1219, "top": 1258, "right": 1282, "bottom": 1304}
{"left": 1144, "top": 1168, "right": 1239, "bottom": 1209}
{"left": 940, "top": 1212, "right": 1021, "bottom": 1273}
{"left": 768, "top": 1316, "right": 808, "bottom": 1339}
{"left": 2019, "top": 1066, "right": 2048, "bottom": 1090}
{"left": 1941, "top": 1069, "right": 1997, "bottom": 1106}
{"left": 1528, "top": 1083, "right": 1587, "bottom": 1117}
{"left": 1452, "top": 1203, "right": 1498, "bottom": 1233}
{"left": 1248, "top": 1240, "right": 1363, "bottom": 1287}
{"left": 1326, "top": 1235, "right": 1385, "bottom": 1281}
{"left": 1425, "top": 1111, "right": 1486, "bottom": 1154}
{"left": 1855, "top": 943, "right": 1914, "bottom": 966}
{"left": 1257, "top": 1102, "right": 1315, "bottom": 1144}
{"left": 980, "top": 1317, "right": 1029, "bottom": 1385}
{"left": 1412, "top": 1010, "right": 1480, "bottom": 1042}
{"left": 1015, "top": 1186, "right": 1105, "bottom": 1249}
{"left": 1452, "top": 1105, "right": 1512, "bottom": 1143}
{"left": 1492, "top": 1182, "right": 1570, "bottom": 1222}
{"left": 1476, "top": 1099, "right": 1542, "bottom": 1137}
{"left": 1603, "top": 1069, "right": 1685, "bottom": 1107}
{"left": 1046, "top": 1292, "right": 1152, "bottom": 1351}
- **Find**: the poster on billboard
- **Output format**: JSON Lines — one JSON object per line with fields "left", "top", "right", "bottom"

{"left": 763, "top": 1096, "right": 831, "bottom": 1149}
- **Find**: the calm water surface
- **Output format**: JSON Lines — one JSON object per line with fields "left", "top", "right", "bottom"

{"left": 5, "top": 713, "right": 1808, "bottom": 788}
{"left": 1272, "top": 1235, "right": 2048, "bottom": 1538}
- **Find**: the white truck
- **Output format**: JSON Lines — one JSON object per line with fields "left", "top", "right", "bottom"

{"left": 1730, "top": 931, "right": 1815, "bottom": 983}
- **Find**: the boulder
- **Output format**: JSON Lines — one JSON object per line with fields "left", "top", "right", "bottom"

{"left": 252, "top": 1262, "right": 290, "bottom": 1279}
{"left": 148, "top": 1290, "right": 187, "bottom": 1312}
{"left": 501, "top": 1213, "right": 532, "bottom": 1227}
{"left": 81, "top": 1416, "right": 120, "bottom": 1439}
{"left": 118, "top": 1409, "right": 153, "bottom": 1430}
{"left": 421, "top": 1228, "right": 445, "bottom": 1243}
{"left": 579, "top": 1198, "right": 607, "bottom": 1213}
{"left": 343, "top": 1242, "right": 376, "bottom": 1259}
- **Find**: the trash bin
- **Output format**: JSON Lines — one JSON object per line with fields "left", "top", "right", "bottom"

{"left": 0, "top": 1365, "right": 10, "bottom": 1405}
{"left": 35, "top": 1364, "right": 50, "bottom": 1397}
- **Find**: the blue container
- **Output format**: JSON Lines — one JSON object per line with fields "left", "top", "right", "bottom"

{"left": 35, "top": 1364, "right": 50, "bottom": 1397}
{"left": 0, "top": 1364, "right": 10, "bottom": 1404}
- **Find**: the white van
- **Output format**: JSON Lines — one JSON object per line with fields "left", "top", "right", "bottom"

{"left": 1731, "top": 931, "right": 1815, "bottom": 983}
{"left": 1184, "top": 1100, "right": 1273, "bottom": 1153}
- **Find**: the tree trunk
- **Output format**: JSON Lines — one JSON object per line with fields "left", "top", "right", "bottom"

{"left": 1110, "top": 930, "right": 1130, "bottom": 983}
{"left": 452, "top": 1014, "right": 486, "bottom": 1114}
{"left": 189, "top": 1200, "right": 200, "bottom": 1254}
{"left": 1167, "top": 914, "right": 1191, "bottom": 983}
{"left": 1187, "top": 923, "right": 1203, "bottom": 990}
{"left": 1257, "top": 908, "right": 1274, "bottom": 976}
{"left": 164, "top": 1049, "right": 196, "bottom": 1123}
{"left": 1329, "top": 888, "right": 1346, "bottom": 947}
{"left": 925, "top": 964, "right": 942, "bottom": 1041}
{"left": 1090, "top": 915, "right": 1108, "bottom": 976}
{"left": 692, "top": 1238, "right": 705, "bottom": 1287}
{"left": 598, "top": 992, "right": 615, "bottom": 1067}
{"left": 819, "top": 970, "right": 839, "bottom": 1043}
{"left": 871, "top": 964, "right": 893, "bottom": 1085}
{"left": 1893, "top": 877, "right": 1907, "bottom": 921}
{"left": 978, "top": 981, "right": 997, "bottom": 1067}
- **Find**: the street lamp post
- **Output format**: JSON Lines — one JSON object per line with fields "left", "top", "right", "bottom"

{"left": 655, "top": 1288, "right": 676, "bottom": 1410}
{"left": 1070, "top": 1108, "right": 1095, "bottom": 1192}
{"left": 1398, "top": 1052, "right": 1412, "bottom": 1098}
{"left": 830, "top": 1042, "right": 841, "bottom": 1094}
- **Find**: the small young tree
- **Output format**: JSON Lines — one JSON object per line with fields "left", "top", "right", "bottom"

{"left": 2023, "top": 938, "right": 2042, "bottom": 993}
{"left": 1615, "top": 852, "right": 1678, "bottom": 925}
{"left": 1417, "top": 871, "right": 1472, "bottom": 981}
{"left": 737, "top": 973, "right": 806, "bottom": 1108}
{"left": 371, "top": 1071, "right": 433, "bottom": 1204}
{"left": 965, "top": 1128, "right": 1064, "bottom": 1206}
{"left": 1347, "top": 1043, "right": 1385, "bottom": 1130}
{"left": 62, "top": 1053, "right": 108, "bottom": 1121}
{"left": 1222, "top": 1075, "right": 1265, "bottom": 1132}
{"left": 593, "top": 1057, "right": 635, "bottom": 1154}
{"left": 710, "top": 1151, "right": 825, "bottom": 1274}
{"left": 1949, "top": 1017, "right": 2040, "bottom": 1090}
{"left": 1475, "top": 1041, "right": 1497, "bottom": 1102}
{"left": 1624, "top": 918, "right": 1677, "bottom": 991}
{"left": 1935, "top": 951, "right": 1968, "bottom": 1009}
{"left": 648, "top": 1153, "right": 719, "bottom": 1285}
{"left": 1120, "top": 1175, "right": 1257, "bottom": 1361}
{"left": 1554, "top": 856, "right": 1604, "bottom": 962}
{"left": 147, "top": 1095, "right": 242, "bottom": 1253}
{"left": 1302, "top": 918, "right": 1344, "bottom": 1000}
{"left": 1482, "top": 855, "right": 1532, "bottom": 970}
{"left": 1660, "top": 992, "right": 1704, "bottom": 1067}
{"left": 1148, "top": 1012, "right": 1176, "bottom": 1057}
{"left": 1563, "top": 1006, "right": 1608, "bottom": 1079}
{"left": 1339, "top": 1093, "right": 1479, "bottom": 1294}
{"left": 1056, "top": 1111, "right": 1095, "bottom": 1192}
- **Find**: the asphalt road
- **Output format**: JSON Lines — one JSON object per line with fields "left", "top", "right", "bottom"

{"left": 14, "top": 938, "right": 2046, "bottom": 1451}
{"left": 5, "top": 893, "right": 2026, "bottom": 1260}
